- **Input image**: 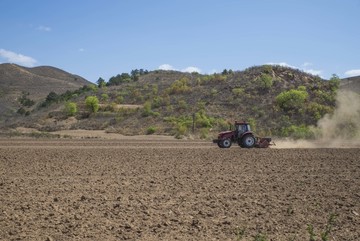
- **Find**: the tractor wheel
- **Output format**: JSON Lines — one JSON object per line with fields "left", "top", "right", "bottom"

{"left": 242, "top": 135, "right": 255, "bottom": 148}
{"left": 220, "top": 138, "right": 232, "bottom": 148}
{"left": 217, "top": 142, "right": 223, "bottom": 148}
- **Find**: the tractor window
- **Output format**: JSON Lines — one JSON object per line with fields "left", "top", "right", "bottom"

{"left": 238, "top": 125, "right": 246, "bottom": 133}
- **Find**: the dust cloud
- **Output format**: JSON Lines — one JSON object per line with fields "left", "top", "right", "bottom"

{"left": 275, "top": 90, "right": 360, "bottom": 148}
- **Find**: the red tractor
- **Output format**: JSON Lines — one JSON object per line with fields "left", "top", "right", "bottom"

{"left": 213, "top": 121, "right": 273, "bottom": 148}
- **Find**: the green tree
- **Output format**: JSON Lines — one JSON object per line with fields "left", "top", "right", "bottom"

{"left": 65, "top": 102, "right": 77, "bottom": 116}
{"left": 46, "top": 91, "right": 59, "bottom": 103}
{"left": 85, "top": 96, "right": 99, "bottom": 113}
{"left": 97, "top": 77, "right": 106, "bottom": 88}
{"left": 329, "top": 74, "right": 340, "bottom": 92}
{"left": 259, "top": 73, "right": 273, "bottom": 90}
{"left": 276, "top": 88, "right": 309, "bottom": 112}
{"left": 101, "top": 93, "right": 109, "bottom": 101}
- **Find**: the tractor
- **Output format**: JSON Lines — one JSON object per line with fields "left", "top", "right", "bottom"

{"left": 213, "top": 121, "right": 273, "bottom": 148}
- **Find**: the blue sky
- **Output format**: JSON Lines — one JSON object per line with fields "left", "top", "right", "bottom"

{"left": 1, "top": 0, "right": 359, "bottom": 82}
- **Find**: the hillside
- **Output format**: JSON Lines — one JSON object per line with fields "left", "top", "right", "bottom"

{"left": 0, "top": 63, "right": 91, "bottom": 121}
{"left": 3, "top": 64, "right": 352, "bottom": 139}
{"left": 340, "top": 75, "right": 360, "bottom": 93}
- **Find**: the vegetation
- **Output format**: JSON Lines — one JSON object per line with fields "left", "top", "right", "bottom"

{"left": 64, "top": 102, "right": 77, "bottom": 116}
{"left": 5, "top": 64, "right": 348, "bottom": 139}
{"left": 85, "top": 96, "right": 99, "bottom": 113}
{"left": 275, "top": 87, "right": 309, "bottom": 112}
{"left": 19, "top": 92, "right": 35, "bottom": 107}
{"left": 146, "top": 126, "right": 157, "bottom": 135}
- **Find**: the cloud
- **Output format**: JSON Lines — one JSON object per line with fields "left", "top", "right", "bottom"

{"left": 0, "top": 49, "right": 37, "bottom": 67}
{"left": 344, "top": 69, "right": 360, "bottom": 77}
{"left": 78, "top": 48, "right": 85, "bottom": 52}
{"left": 158, "top": 64, "right": 175, "bottom": 71}
{"left": 266, "top": 62, "right": 298, "bottom": 69}
{"left": 302, "top": 62, "right": 312, "bottom": 67}
{"left": 158, "top": 64, "right": 201, "bottom": 73}
{"left": 181, "top": 66, "right": 201, "bottom": 73}
{"left": 36, "top": 25, "right": 52, "bottom": 32}
{"left": 304, "top": 69, "right": 322, "bottom": 76}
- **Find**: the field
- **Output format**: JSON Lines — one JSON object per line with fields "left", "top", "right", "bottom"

{"left": 0, "top": 138, "right": 359, "bottom": 241}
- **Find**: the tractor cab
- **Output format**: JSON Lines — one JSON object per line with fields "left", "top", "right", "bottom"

{"left": 235, "top": 121, "right": 251, "bottom": 135}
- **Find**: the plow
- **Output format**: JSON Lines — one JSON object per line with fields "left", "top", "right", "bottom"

{"left": 213, "top": 121, "right": 275, "bottom": 148}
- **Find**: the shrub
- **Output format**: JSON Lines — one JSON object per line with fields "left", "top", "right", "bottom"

{"left": 199, "top": 128, "right": 209, "bottom": 139}
{"left": 146, "top": 126, "right": 157, "bottom": 135}
{"left": 142, "top": 101, "right": 160, "bottom": 117}
{"left": 177, "top": 100, "right": 188, "bottom": 111}
{"left": 116, "top": 95, "right": 124, "bottom": 104}
{"left": 101, "top": 93, "right": 109, "bottom": 101}
{"left": 167, "top": 77, "right": 191, "bottom": 94}
{"left": 85, "top": 96, "right": 99, "bottom": 113}
{"left": 195, "top": 110, "right": 215, "bottom": 128}
{"left": 65, "top": 102, "right": 77, "bottom": 116}
{"left": 306, "top": 102, "right": 332, "bottom": 121}
{"left": 19, "top": 92, "right": 35, "bottom": 107}
{"left": 281, "top": 124, "right": 314, "bottom": 139}
{"left": 259, "top": 73, "right": 273, "bottom": 90}
{"left": 276, "top": 88, "right": 308, "bottom": 112}
{"left": 232, "top": 87, "right": 244, "bottom": 96}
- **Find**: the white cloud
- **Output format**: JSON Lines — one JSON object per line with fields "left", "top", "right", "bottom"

{"left": 266, "top": 62, "right": 298, "bottom": 69}
{"left": 344, "top": 69, "right": 360, "bottom": 77}
{"left": 304, "top": 69, "right": 322, "bottom": 76}
{"left": 36, "top": 25, "right": 52, "bottom": 32}
{"left": 78, "top": 48, "right": 85, "bottom": 52}
{"left": 158, "top": 64, "right": 201, "bottom": 73}
{"left": 302, "top": 62, "right": 312, "bottom": 67}
{"left": 182, "top": 66, "right": 201, "bottom": 73}
{"left": 0, "top": 49, "right": 37, "bottom": 67}
{"left": 158, "top": 64, "right": 176, "bottom": 71}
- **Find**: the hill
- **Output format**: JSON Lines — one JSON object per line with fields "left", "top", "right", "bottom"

{"left": 0, "top": 63, "right": 91, "bottom": 121}
{"left": 340, "top": 75, "right": 360, "bottom": 94}
{"left": 2, "top": 64, "right": 351, "bottom": 139}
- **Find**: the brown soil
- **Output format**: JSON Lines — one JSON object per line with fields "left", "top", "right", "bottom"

{"left": 0, "top": 138, "right": 359, "bottom": 241}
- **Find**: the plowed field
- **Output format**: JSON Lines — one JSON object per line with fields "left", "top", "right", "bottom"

{"left": 1, "top": 138, "right": 359, "bottom": 240}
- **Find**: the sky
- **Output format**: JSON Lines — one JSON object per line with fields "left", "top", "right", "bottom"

{"left": 1, "top": 0, "right": 359, "bottom": 82}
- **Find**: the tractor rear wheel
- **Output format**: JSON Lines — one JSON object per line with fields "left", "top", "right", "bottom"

{"left": 220, "top": 138, "right": 232, "bottom": 148}
{"left": 242, "top": 135, "right": 255, "bottom": 148}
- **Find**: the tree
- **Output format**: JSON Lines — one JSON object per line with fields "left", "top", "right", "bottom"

{"left": 276, "top": 88, "right": 308, "bottom": 112}
{"left": 259, "top": 73, "right": 273, "bottom": 90}
{"left": 97, "top": 77, "right": 106, "bottom": 88}
{"left": 46, "top": 91, "right": 59, "bottom": 103}
{"left": 329, "top": 74, "right": 340, "bottom": 92}
{"left": 85, "top": 96, "right": 99, "bottom": 113}
{"left": 65, "top": 102, "right": 77, "bottom": 116}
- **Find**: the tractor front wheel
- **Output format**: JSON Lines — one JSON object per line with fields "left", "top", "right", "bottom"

{"left": 220, "top": 138, "right": 232, "bottom": 148}
{"left": 242, "top": 135, "right": 255, "bottom": 148}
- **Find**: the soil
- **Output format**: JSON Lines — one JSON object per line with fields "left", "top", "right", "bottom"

{"left": 0, "top": 138, "right": 359, "bottom": 241}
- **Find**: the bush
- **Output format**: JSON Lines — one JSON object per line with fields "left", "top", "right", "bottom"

{"left": 65, "top": 102, "right": 77, "bottom": 116}
{"left": 232, "top": 87, "right": 244, "bottom": 96}
{"left": 281, "top": 125, "right": 314, "bottom": 139}
{"left": 19, "top": 92, "right": 35, "bottom": 107}
{"left": 167, "top": 77, "right": 191, "bottom": 94}
{"left": 258, "top": 73, "right": 273, "bottom": 90}
{"left": 276, "top": 88, "right": 308, "bottom": 112}
{"left": 101, "top": 93, "right": 109, "bottom": 101}
{"left": 85, "top": 96, "right": 99, "bottom": 113}
{"left": 142, "top": 101, "right": 160, "bottom": 117}
{"left": 146, "top": 126, "right": 157, "bottom": 135}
